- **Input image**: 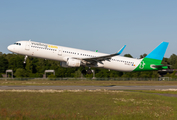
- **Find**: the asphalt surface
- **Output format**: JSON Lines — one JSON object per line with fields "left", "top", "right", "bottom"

{"left": 0, "top": 85, "right": 177, "bottom": 90}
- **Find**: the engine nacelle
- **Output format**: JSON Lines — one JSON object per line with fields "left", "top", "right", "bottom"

{"left": 60, "top": 58, "right": 81, "bottom": 68}
{"left": 67, "top": 58, "right": 81, "bottom": 67}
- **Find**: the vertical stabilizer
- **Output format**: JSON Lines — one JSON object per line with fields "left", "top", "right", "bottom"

{"left": 145, "top": 42, "right": 169, "bottom": 61}
{"left": 133, "top": 42, "right": 169, "bottom": 71}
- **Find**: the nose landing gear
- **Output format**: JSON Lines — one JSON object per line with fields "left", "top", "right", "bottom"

{"left": 24, "top": 55, "right": 28, "bottom": 64}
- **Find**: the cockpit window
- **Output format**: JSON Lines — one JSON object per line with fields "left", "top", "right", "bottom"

{"left": 14, "top": 43, "right": 21, "bottom": 46}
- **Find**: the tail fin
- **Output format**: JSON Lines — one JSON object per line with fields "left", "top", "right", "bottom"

{"left": 134, "top": 42, "right": 169, "bottom": 71}
{"left": 145, "top": 42, "right": 169, "bottom": 61}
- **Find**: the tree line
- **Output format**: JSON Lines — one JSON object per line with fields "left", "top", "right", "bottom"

{"left": 0, "top": 52, "right": 177, "bottom": 78}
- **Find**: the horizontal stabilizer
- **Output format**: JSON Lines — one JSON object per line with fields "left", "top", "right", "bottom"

{"left": 152, "top": 64, "right": 171, "bottom": 68}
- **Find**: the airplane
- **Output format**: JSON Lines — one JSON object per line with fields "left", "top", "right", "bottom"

{"left": 7, "top": 40, "right": 169, "bottom": 74}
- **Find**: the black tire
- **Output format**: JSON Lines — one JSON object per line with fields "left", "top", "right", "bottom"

{"left": 87, "top": 69, "right": 92, "bottom": 74}
{"left": 81, "top": 70, "right": 87, "bottom": 75}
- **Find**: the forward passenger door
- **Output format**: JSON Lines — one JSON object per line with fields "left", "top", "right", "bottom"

{"left": 25, "top": 41, "right": 30, "bottom": 50}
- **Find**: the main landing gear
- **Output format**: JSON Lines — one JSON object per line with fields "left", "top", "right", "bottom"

{"left": 81, "top": 70, "right": 87, "bottom": 75}
{"left": 81, "top": 68, "right": 96, "bottom": 79}
{"left": 81, "top": 68, "right": 93, "bottom": 75}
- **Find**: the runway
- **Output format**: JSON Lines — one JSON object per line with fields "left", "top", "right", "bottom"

{"left": 0, "top": 85, "right": 177, "bottom": 90}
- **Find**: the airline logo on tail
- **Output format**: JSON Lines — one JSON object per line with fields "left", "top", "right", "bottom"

{"left": 139, "top": 61, "right": 145, "bottom": 69}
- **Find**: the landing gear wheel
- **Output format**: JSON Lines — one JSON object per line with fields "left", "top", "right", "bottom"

{"left": 81, "top": 70, "right": 87, "bottom": 75}
{"left": 87, "top": 69, "right": 92, "bottom": 74}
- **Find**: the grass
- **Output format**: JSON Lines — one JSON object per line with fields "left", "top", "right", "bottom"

{"left": 0, "top": 90, "right": 177, "bottom": 120}
{"left": 1, "top": 80, "right": 177, "bottom": 86}
{"left": 131, "top": 90, "right": 177, "bottom": 94}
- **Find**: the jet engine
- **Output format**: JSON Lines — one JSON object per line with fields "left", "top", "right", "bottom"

{"left": 60, "top": 58, "right": 81, "bottom": 68}
{"left": 67, "top": 58, "right": 81, "bottom": 67}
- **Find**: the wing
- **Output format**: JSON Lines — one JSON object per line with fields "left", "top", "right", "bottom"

{"left": 73, "top": 45, "right": 126, "bottom": 64}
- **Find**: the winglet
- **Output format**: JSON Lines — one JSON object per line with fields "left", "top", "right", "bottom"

{"left": 117, "top": 45, "right": 126, "bottom": 55}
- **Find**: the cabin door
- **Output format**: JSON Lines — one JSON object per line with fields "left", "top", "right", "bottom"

{"left": 25, "top": 41, "right": 30, "bottom": 50}
{"left": 58, "top": 47, "right": 63, "bottom": 56}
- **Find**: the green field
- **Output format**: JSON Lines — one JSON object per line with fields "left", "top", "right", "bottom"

{"left": 0, "top": 90, "right": 177, "bottom": 120}
{"left": 1, "top": 80, "right": 177, "bottom": 86}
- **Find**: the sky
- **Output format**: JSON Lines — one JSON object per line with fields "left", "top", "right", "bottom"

{"left": 0, "top": 0, "right": 177, "bottom": 58}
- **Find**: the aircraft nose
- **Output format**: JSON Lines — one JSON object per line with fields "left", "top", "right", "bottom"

{"left": 7, "top": 45, "right": 13, "bottom": 51}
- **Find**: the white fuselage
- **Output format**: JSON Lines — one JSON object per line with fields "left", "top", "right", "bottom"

{"left": 8, "top": 41, "right": 142, "bottom": 72}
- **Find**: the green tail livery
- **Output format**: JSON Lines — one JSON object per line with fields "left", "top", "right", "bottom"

{"left": 134, "top": 42, "right": 169, "bottom": 71}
